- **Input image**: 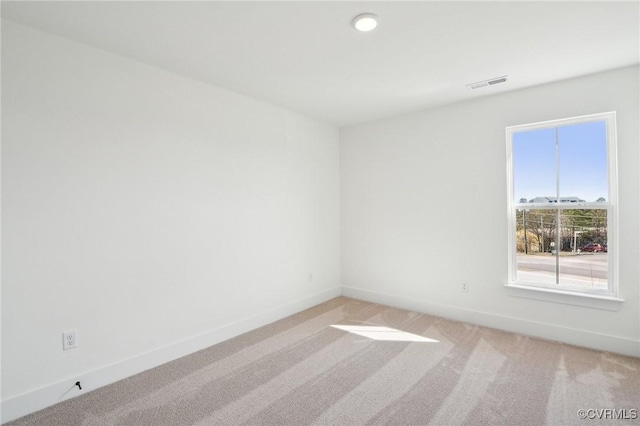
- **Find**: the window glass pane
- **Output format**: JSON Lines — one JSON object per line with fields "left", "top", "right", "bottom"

{"left": 515, "top": 208, "right": 557, "bottom": 285}
{"left": 558, "top": 208, "right": 608, "bottom": 290}
{"left": 513, "top": 128, "right": 556, "bottom": 204}
{"left": 515, "top": 207, "right": 609, "bottom": 289}
{"left": 558, "top": 121, "right": 608, "bottom": 203}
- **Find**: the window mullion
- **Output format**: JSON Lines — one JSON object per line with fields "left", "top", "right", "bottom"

{"left": 554, "top": 127, "right": 560, "bottom": 285}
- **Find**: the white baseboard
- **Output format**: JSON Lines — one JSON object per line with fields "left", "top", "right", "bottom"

{"left": 1, "top": 287, "right": 341, "bottom": 424}
{"left": 341, "top": 286, "right": 640, "bottom": 358}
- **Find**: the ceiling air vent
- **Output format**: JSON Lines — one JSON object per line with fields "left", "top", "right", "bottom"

{"left": 466, "top": 75, "right": 508, "bottom": 90}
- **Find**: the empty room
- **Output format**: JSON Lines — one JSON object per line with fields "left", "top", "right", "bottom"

{"left": 2, "top": 1, "right": 639, "bottom": 425}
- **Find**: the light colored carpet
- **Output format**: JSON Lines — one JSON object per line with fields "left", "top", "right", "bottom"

{"left": 7, "top": 297, "right": 640, "bottom": 425}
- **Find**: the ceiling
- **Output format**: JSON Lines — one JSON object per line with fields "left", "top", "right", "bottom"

{"left": 2, "top": 1, "right": 639, "bottom": 127}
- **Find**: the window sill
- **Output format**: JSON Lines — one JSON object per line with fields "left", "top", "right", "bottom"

{"left": 505, "top": 283, "right": 624, "bottom": 311}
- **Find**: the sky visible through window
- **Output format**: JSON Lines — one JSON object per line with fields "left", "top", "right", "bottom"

{"left": 513, "top": 120, "right": 608, "bottom": 203}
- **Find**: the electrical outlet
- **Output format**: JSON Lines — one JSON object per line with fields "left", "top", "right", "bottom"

{"left": 63, "top": 330, "right": 77, "bottom": 350}
{"left": 461, "top": 283, "right": 469, "bottom": 293}
{"left": 309, "top": 273, "right": 313, "bottom": 282}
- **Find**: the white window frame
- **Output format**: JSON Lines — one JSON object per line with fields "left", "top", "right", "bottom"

{"left": 506, "top": 112, "right": 619, "bottom": 300}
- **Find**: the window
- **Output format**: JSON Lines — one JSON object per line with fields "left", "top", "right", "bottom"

{"left": 506, "top": 112, "right": 618, "bottom": 297}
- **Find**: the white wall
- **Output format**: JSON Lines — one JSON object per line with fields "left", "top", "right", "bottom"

{"left": 341, "top": 66, "right": 640, "bottom": 357}
{"left": 1, "top": 20, "right": 340, "bottom": 420}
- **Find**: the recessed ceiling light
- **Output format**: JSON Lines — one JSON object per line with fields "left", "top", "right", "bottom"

{"left": 352, "top": 13, "right": 378, "bottom": 32}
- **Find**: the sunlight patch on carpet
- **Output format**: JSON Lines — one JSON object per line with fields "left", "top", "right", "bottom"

{"left": 330, "top": 325, "right": 439, "bottom": 342}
